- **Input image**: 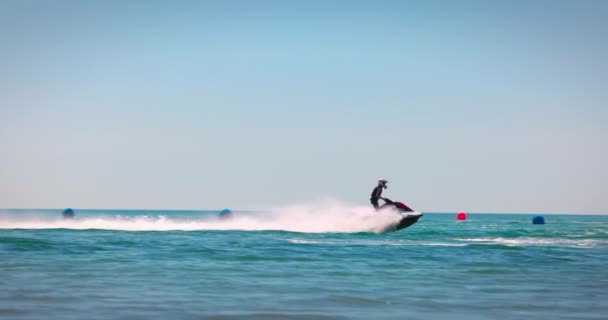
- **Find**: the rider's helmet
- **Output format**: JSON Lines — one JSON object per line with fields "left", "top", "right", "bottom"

{"left": 378, "top": 179, "right": 388, "bottom": 189}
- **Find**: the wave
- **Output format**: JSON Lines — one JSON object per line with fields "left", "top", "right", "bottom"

{"left": 285, "top": 238, "right": 468, "bottom": 247}
{"left": 0, "top": 200, "right": 406, "bottom": 233}
{"left": 281, "top": 237, "right": 604, "bottom": 248}
{"left": 455, "top": 237, "right": 602, "bottom": 248}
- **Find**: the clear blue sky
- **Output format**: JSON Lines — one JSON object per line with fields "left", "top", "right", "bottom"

{"left": 1, "top": 1, "right": 606, "bottom": 213}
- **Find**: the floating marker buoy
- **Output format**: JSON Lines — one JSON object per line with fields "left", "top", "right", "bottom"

{"left": 62, "top": 208, "right": 75, "bottom": 219}
{"left": 457, "top": 212, "right": 467, "bottom": 221}
{"left": 532, "top": 216, "right": 545, "bottom": 224}
{"left": 219, "top": 208, "right": 233, "bottom": 220}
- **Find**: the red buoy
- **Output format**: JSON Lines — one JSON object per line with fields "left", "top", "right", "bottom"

{"left": 457, "top": 212, "right": 467, "bottom": 221}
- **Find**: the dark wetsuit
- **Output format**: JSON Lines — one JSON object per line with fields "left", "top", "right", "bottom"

{"left": 370, "top": 185, "right": 383, "bottom": 209}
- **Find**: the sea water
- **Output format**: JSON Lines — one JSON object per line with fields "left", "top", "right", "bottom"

{"left": 1, "top": 204, "right": 607, "bottom": 320}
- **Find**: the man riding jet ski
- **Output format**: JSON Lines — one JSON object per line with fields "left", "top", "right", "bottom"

{"left": 370, "top": 179, "right": 423, "bottom": 231}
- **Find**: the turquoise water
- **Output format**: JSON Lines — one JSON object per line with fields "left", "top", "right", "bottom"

{"left": 1, "top": 208, "right": 607, "bottom": 319}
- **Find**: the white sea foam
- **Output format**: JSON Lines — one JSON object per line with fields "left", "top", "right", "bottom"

{"left": 455, "top": 237, "right": 601, "bottom": 248}
{"left": 286, "top": 239, "right": 322, "bottom": 244}
{"left": 284, "top": 238, "right": 467, "bottom": 247}
{"left": 0, "top": 199, "right": 405, "bottom": 233}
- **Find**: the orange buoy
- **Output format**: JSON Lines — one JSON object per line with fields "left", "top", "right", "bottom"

{"left": 457, "top": 212, "right": 467, "bottom": 221}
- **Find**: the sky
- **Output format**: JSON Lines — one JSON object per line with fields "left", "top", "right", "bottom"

{"left": 1, "top": 0, "right": 607, "bottom": 213}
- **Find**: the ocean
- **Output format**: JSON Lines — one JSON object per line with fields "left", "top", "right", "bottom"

{"left": 1, "top": 205, "right": 607, "bottom": 320}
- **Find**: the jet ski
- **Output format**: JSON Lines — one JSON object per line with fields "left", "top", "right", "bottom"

{"left": 380, "top": 198, "right": 423, "bottom": 231}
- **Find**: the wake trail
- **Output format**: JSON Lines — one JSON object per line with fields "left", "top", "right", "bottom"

{"left": 0, "top": 200, "right": 405, "bottom": 233}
